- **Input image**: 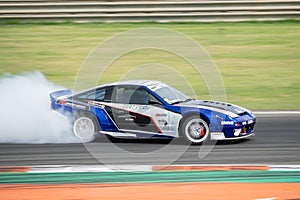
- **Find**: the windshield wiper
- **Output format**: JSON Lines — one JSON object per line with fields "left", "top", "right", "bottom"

{"left": 171, "top": 98, "right": 194, "bottom": 105}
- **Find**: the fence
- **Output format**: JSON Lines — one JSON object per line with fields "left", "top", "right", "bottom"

{"left": 0, "top": 0, "right": 299, "bottom": 22}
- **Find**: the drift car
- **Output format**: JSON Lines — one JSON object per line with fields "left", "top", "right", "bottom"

{"left": 50, "top": 80, "right": 256, "bottom": 144}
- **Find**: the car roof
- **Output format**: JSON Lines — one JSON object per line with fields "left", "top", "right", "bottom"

{"left": 105, "top": 80, "right": 168, "bottom": 90}
{"left": 73, "top": 80, "right": 168, "bottom": 96}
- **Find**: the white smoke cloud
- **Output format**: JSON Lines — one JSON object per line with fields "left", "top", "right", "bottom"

{"left": 0, "top": 71, "right": 79, "bottom": 143}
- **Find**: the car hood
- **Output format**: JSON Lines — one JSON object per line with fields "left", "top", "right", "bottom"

{"left": 180, "top": 100, "right": 249, "bottom": 116}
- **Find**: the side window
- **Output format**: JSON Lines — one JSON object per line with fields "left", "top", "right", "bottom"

{"left": 74, "top": 86, "right": 113, "bottom": 102}
{"left": 113, "top": 86, "right": 135, "bottom": 104}
{"left": 112, "top": 86, "right": 159, "bottom": 105}
{"left": 86, "top": 88, "right": 105, "bottom": 101}
{"left": 129, "top": 88, "right": 156, "bottom": 105}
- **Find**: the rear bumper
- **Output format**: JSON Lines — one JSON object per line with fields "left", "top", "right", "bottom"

{"left": 211, "top": 132, "right": 255, "bottom": 140}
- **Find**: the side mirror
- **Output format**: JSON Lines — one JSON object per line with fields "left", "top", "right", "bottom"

{"left": 148, "top": 100, "right": 162, "bottom": 105}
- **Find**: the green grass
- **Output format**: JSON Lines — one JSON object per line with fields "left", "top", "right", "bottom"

{"left": 0, "top": 21, "right": 299, "bottom": 110}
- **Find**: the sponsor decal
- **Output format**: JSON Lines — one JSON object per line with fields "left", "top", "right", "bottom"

{"left": 88, "top": 101, "right": 105, "bottom": 108}
{"left": 64, "top": 102, "right": 88, "bottom": 110}
{"left": 125, "top": 104, "right": 149, "bottom": 110}
{"left": 156, "top": 113, "right": 168, "bottom": 117}
{"left": 158, "top": 119, "right": 168, "bottom": 130}
{"left": 221, "top": 121, "right": 234, "bottom": 125}
{"left": 158, "top": 119, "right": 168, "bottom": 125}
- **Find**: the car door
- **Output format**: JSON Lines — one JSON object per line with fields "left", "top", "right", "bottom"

{"left": 108, "top": 86, "right": 164, "bottom": 133}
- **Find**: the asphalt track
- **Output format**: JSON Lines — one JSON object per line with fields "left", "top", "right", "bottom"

{"left": 0, "top": 114, "right": 299, "bottom": 166}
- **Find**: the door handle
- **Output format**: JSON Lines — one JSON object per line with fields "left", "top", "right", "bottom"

{"left": 117, "top": 114, "right": 136, "bottom": 121}
{"left": 125, "top": 114, "right": 136, "bottom": 121}
{"left": 114, "top": 109, "right": 125, "bottom": 114}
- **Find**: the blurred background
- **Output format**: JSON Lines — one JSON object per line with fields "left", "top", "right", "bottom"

{"left": 0, "top": 0, "right": 299, "bottom": 110}
{"left": 0, "top": 1, "right": 300, "bottom": 199}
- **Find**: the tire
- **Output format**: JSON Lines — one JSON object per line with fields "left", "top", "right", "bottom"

{"left": 180, "top": 116, "right": 210, "bottom": 144}
{"left": 73, "top": 114, "right": 98, "bottom": 143}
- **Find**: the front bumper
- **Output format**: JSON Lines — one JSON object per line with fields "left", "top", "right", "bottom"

{"left": 211, "top": 132, "right": 255, "bottom": 140}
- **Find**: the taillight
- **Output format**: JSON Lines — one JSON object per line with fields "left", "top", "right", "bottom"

{"left": 58, "top": 100, "right": 67, "bottom": 105}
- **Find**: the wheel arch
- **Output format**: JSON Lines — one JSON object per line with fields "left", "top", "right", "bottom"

{"left": 179, "top": 112, "right": 210, "bottom": 130}
{"left": 73, "top": 109, "right": 101, "bottom": 131}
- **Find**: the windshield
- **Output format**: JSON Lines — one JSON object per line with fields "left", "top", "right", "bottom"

{"left": 154, "top": 86, "right": 190, "bottom": 104}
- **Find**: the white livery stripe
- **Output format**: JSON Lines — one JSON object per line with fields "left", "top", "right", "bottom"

{"left": 179, "top": 104, "right": 239, "bottom": 118}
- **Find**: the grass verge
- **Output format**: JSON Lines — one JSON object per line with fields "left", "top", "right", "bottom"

{"left": 0, "top": 21, "right": 299, "bottom": 110}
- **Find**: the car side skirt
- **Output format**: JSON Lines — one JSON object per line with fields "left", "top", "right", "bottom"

{"left": 99, "top": 130, "right": 175, "bottom": 139}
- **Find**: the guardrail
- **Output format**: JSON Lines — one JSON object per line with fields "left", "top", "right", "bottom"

{"left": 0, "top": 0, "right": 299, "bottom": 22}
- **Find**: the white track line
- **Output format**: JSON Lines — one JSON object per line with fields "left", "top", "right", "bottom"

{"left": 27, "top": 164, "right": 300, "bottom": 173}
{"left": 254, "top": 111, "right": 300, "bottom": 115}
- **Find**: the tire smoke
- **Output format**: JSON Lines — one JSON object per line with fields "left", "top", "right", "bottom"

{"left": 0, "top": 71, "right": 79, "bottom": 143}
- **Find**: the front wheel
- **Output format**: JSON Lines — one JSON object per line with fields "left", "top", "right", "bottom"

{"left": 73, "top": 115, "right": 98, "bottom": 143}
{"left": 180, "top": 116, "right": 210, "bottom": 144}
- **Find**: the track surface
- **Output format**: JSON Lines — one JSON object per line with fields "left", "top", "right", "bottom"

{"left": 0, "top": 115, "right": 299, "bottom": 166}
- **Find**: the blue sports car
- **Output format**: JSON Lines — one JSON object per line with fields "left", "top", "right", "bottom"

{"left": 50, "top": 80, "right": 256, "bottom": 144}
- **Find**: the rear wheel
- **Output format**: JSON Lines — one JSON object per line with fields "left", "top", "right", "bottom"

{"left": 180, "top": 116, "right": 210, "bottom": 144}
{"left": 73, "top": 114, "right": 98, "bottom": 143}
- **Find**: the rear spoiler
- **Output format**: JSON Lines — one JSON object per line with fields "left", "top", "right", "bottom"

{"left": 50, "top": 89, "right": 72, "bottom": 103}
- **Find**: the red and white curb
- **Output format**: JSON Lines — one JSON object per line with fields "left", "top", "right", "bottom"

{"left": 1, "top": 164, "right": 300, "bottom": 173}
